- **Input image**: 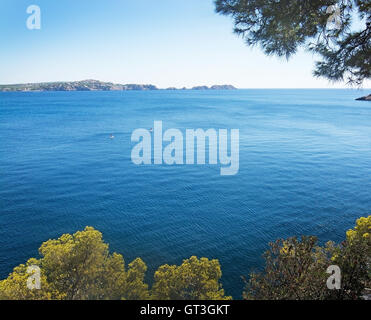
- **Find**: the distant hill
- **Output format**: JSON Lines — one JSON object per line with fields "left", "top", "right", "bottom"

{"left": 192, "top": 85, "right": 237, "bottom": 90}
{"left": 0, "top": 80, "right": 159, "bottom": 92}
{"left": 0, "top": 80, "right": 238, "bottom": 92}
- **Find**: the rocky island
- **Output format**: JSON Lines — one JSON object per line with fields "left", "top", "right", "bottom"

{"left": 356, "top": 94, "right": 371, "bottom": 101}
{"left": 191, "top": 85, "right": 237, "bottom": 90}
{"left": 0, "top": 80, "right": 237, "bottom": 92}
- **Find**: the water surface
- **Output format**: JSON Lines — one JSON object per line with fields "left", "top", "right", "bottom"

{"left": 0, "top": 89, "right": 370, "bottom": 298}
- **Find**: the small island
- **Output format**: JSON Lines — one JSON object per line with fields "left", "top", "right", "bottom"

{"left": 191, "top": 85, "right": 237, "bottom": 90}
{"left": 0, "top": 80, "right": 237, "bottom": 92}
{"left": 356, "top": 94, "right": 371, "bottom": 101}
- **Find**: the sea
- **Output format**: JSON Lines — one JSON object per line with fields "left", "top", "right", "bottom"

{"left": 0, "top": 89, "right": 370, "bottom": 298}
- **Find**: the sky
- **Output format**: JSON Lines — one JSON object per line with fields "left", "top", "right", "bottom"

{"left": 0, "top": 0, "right": 369, "bottom": 89}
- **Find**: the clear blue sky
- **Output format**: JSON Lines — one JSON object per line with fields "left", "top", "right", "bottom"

{"left": 0, "top": 0, "right": 369, "bottom": 88}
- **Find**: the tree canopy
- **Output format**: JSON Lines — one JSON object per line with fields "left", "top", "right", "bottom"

{"left": 0, "top": 227, "right": 150, "bottom": 300}
{"left": 0, "top": 227, "right": 230, "bottom": 300}
{"left": 0, "top": 216, "right": 369, "bottom": 300}
{"left": 152, "top": 256, "right": 231, "bottom": 300}
{"left": 244, "top": 215, "right": 371, "bottom": 300}
{"left": 215, "top": 0, "right": 371, "bottom": 85}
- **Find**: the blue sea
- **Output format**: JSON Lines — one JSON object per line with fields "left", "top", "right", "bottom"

{"left": 0, "top": 89, "right": 370, "bottom": 298}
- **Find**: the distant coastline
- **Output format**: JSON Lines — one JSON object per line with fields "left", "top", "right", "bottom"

{"left": 355, "top": 94, "right": 371, "bottom": 101}
{"left": 0, "top": 79, "right": 237, "bottom": 92}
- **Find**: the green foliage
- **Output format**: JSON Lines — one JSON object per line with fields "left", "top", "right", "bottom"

{"left": 0, "top": 258, "right": 61, "bottom": 300}
{"left": 332, "top": 216, "right": 371, "bottom": 299}
{"left": 244, "top": 215, "right": 371, "bottom": 300}
{"left": 244, "top": 236, "right": 333, "bottom": 300}
{"left": 122, "top": 258, "right": 150, "bottom": 300}
{"left": 152, "top": 256, "right": 231, "bottom": 300}
{"left": 1, "top": 216, "right": 369, "bottom": 300}
{"left": 0, "top": 227, "right": 149, "bottom": 300}
{"left": 215, "top": 0, "right": 370, "bottom": 85}
{"left": 0, "top": 228, "right": 228, "bottom": 300}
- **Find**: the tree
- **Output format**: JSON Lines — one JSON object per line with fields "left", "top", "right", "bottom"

{"left": 0, "top": 227, "right": 149, "bottom": 300}
{"left": 0, "top": 258, "right": 62, "bottom": 300}
{"left": 215, "top": 0, "right": 371, "bottom": 85}
{"left": 330, "top": 216, "right": 371, "bottom": 299}
{"left": 121, "top": 258, "right": 150, "bottom": 300}
{"left": 0, "top": 228, "right": 230, "bottom": 300}
{"left": 243, "top": 236, "right": 333, "bottom": 300}
{"left": 152, "top": 256, "right": 232, "bottom": 300}
{"left": 244, "top": 215, "right": 371, "bottom": 300}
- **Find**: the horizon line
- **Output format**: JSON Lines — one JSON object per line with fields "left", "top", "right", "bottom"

{"left": 0, "top": 79, "right": 370, "bottom": 91}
